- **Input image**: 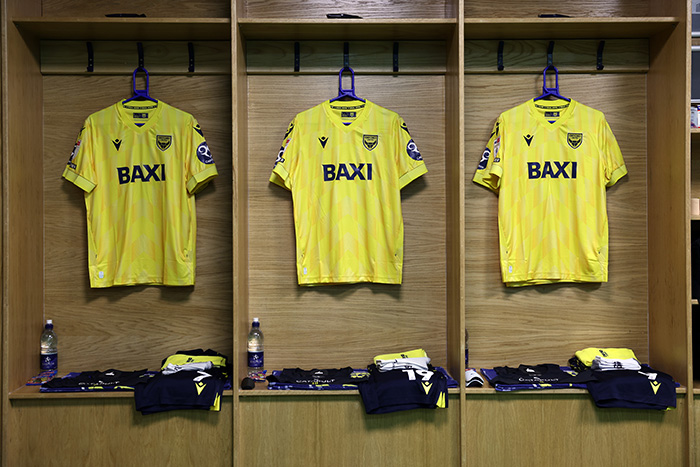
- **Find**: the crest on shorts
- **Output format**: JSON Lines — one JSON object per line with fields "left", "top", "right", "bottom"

{"left": 567, "top": 133, "right": 583, "bottom": 149}
{"left": 156, "top": 135, "right": 172, "bottom": 151}
{"left": 363, "top": 135, "right": 378, "bottom": 151}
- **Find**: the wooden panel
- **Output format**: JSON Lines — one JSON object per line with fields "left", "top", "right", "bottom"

{"left": 463, "top": 18, "right": 678, "bottom": 40}
{"left": 648, "top": 18, "right": 693, "bottom": 466}
{"left": 695, "top": 393, "right": 700, "bottom": 464}
{"left": 6, "top": 398, "right": 232, "bottom": 467}
{"left": 444, "top": 17, "right": 464, "bottom": 381}
{"left": 232, "top": 23, "right": 248, "bottom": 392}
{"left": 233, "top": 23, "right": 248, "bottom": 467}
{"left": 246, "top": 75, "right": 447, "bottom": 371}
{"left": 4, "top": 9, "right": 45, "bottom": 395}
{"left": 41, "top": 41, "right": 231, "bottom": 75}
{"left": 41, "top": 74, "right": 233, "bottom": 373}
{"left": 466, "top": 394, "right": 686, "bottom": 466}
{"left": 243, "top": 0, "right": 452, "bottom": 20}
{"left": 465, "top": 39, "right": 649, "bottom": 74}
{"left": 239, "top": 395, "right": 460, "bottom": 466}
{"left": 647, "top": 23, "right": 691, "bottom": 385}
{"left": 239, "top": 19, "right": 457, "bottom": 41}
{"left": 246, "top": 41, "right": 446, "bottom": 74}
{"left": 14, "top": 18, "right": 231, "bottom": 41}
{"left": 444, "top": 20, "right": 466, "bottom": 467}
{"left": 41, "top": 0, "right": 230, "bottom": 18}
{"left": 465, "top": 73, "right": 649, "bottom": 369}
{"left": 463, "top": 0, "right": 651, "bottom": 18}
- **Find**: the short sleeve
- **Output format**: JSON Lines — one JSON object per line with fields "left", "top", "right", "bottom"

{"left": 472, "top": 116, "right": 505, "bottom": 194}
{"left": 600, "top": 118, "right": 627, "bottom": 188}
{"left": 186, "top": 118, "right": 218, "bottom": 194}
{"left": 396, "top": 117, "right": 427, "bottom": 189}
{"left": 270, "top": 119, "right": 297, "bottom": 191}
{"left": 62, "top": 120, "right": 97, "bottom": 193}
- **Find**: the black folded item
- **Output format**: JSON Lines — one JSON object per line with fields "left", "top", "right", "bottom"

{"left": 586, "top": 365, "right": 677, "bottom": 410}
{"left": 41, "top": 369, "right": 153, "bottom": 392}
{"left": 267, "top": 367, "right": 363, "bottom": 386}
{"left": 490, "top": 364, "right": 597, "bottom": 385}
{"left": 134, "top": 366, "right": 227, "bottom": 415}
{"left": 358, "top": 364, "right": 448, "bottom": 414}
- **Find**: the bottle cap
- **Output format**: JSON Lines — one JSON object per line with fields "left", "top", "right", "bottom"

{"left": 46, "top": 319, "right": 53, "bottom": 325}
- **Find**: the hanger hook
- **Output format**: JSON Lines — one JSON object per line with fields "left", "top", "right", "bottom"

{"left": 338, "top": 66, "right": 355, "bottom": 94}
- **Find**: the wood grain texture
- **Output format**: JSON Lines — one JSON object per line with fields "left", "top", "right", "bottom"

{"left": 14, "top": 18, "right": 232, "bottom": 41}
{"left": 692, "top": 142, "right": 700, "bottom": 199}
{"left": 4, "top": 5, "right": 44, "bottom": 396}
{"left": 465, "top": 73, "right": 649, "bottom": 369}
{"left": 463, "top": 0, "right": 650, "bottom": 18}
{"left": 648, "top": 21, "right": 691, "bottom": 388}
{"left": 444, "top": 21, "right": 467, "bottom": 467}
{"left": 243, "top": 0, "right": 452, "bottom": 19}
{"left": 6, "top": 397, "right": 233, "bottom": 467}
{"left": 2, "top": 1, "right": 43, "bottom": 463}
{"left": 238, "top": 19, "right": 457, "bottom": 41}
{"left": 41, "top": 0, "right": 230, "bottom": 18}
{"left": 239, "top": 395, "right": 460, "bottom": 467}
{"left": 463, "top": 18, "right": 678, "bottom": 40}
{"left": 246, "top": 41, "right": 446, "bottom": 75}
{"left": 465, "top": 39, "right": 649, "bottom": 74}
{"left": 445, "top": 22, "right": 465, "bottom": 383}
{"left": 42, "top": 75, "right": 233, "bottom": 372}
{"left": 695, "top": 393, "right": 700, "bottom": 465}
{"left": 246, "top": 75, "right": 447, "bottom": 371}
{"left": 466, "top": 394, "right": 686, "bottom": 467}
{"left": 232, "top": 20, "right": 247, "bottom": 467}
{"left": 41, "top": 41, "right": 231, "bottom": 75}
{"left": 648, "top": 19, "right": 693, "bottom": 463}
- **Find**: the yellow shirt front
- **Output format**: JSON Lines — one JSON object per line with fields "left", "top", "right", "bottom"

{"left": 270, "top": 99, "right": 427, "bottom": 285}
{"left": 473, "top": 98, "right": 627, "bottom": 287}
{"left": 62, "top": 100, "right": 218, "bottom": 287}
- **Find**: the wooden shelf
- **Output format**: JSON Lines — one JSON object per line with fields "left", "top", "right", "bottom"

{"left": 238, "top": 18, "right": 457, "bottom": 40}
{"left": 9, "top": 384, "right": 234, "bottom": 399}
{"left": 13, "top": 17, "right": 231, "bottom": 41}
{"left": 464, "top": 17, "right": 679, "bottom": 39}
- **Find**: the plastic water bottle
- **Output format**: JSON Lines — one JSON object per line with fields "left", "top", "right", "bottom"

{"left": 247, "top": 318, "right": 264, "bottom": 378}
{"left": 40, "top": 319, "right": 58, "bottom": 371}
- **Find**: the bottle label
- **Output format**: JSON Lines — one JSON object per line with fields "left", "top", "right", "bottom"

{"left": 248, "top": 350, "right": 264, "bottom": 369}
{"left": 41, "top": 353, "right": 58, "bottom": 371}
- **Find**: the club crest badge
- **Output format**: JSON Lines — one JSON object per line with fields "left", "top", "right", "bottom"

{"left": 156, "top": 135, "right": 172, "bottom": 151}
{"left": 567, "top": 132, "right": 583, "bottom": 149}
{"left": 363, "top": 134, "right": 378, "bottom": 151}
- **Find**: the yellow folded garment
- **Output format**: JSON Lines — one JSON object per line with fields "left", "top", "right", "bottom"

{"left": 574, "top": 347, "right": 637, "bottom": 367}
{"left": 373, "top": 348, "right": 428, "bottom": 364}
{"left": 161, "top": 352, "right": 227, "bottom": 370}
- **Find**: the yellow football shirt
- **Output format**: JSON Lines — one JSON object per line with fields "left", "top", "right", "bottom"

{"left": 270, "top": 99, "right": 427, "bottom": 285}
{"left": 62, "top": 100, "right": 218, "bottom": 287}
{"left": 473, "top": 98, "right": 627, "bottom": 287}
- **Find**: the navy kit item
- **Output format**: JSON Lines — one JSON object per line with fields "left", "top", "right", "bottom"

{"left": 41, "top": 369, "right": 153, "bottom": 392}
{"left": 358, "top": 364, "right": 448, "bottom": 414}
{"left": 586, "top": 365, "right": 677, "bottom": 410}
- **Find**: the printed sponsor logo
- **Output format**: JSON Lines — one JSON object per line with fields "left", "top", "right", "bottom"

{"left": 323, "top": 163, "right": 372, "bottom": 181}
